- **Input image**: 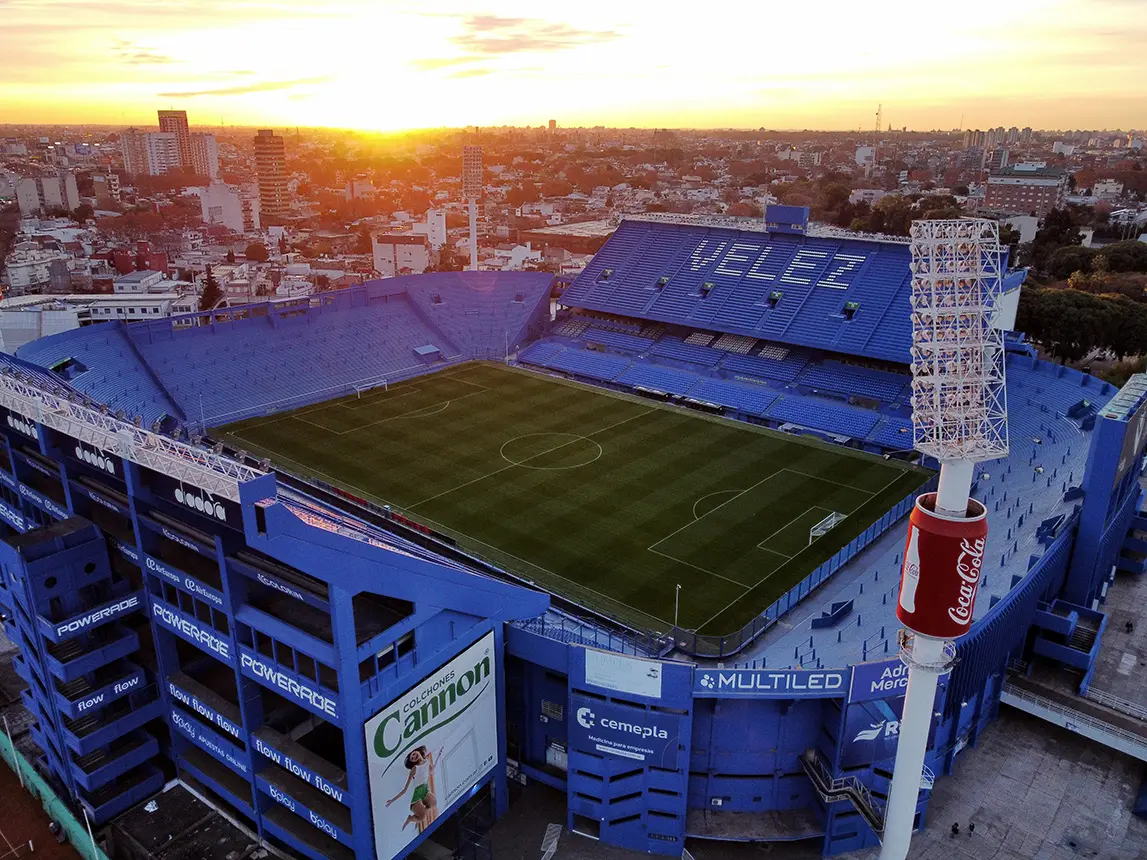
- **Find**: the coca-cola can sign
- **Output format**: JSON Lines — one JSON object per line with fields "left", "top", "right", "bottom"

{"left": 896, "top": 493, "right": 988, "bottom": 640}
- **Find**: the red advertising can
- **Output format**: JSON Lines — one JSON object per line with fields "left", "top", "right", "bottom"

{"left": 896, "top": 492, "right": 988, "bottom": 640}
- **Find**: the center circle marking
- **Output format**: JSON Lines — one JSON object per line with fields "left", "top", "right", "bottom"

{"left": 499, "top": 433, "right": 603, "bottom": 470}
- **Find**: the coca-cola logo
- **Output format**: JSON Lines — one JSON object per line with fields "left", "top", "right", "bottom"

{"left": 947, "top": 537, "right": 986, "bottom": 626}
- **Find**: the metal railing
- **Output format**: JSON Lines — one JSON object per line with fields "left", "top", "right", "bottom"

{"left": 1083, "top": 687, "right": 1147, "bottom": 723}
{"left": 0, "top": 367, "right": 264, "bottom": 502}
{"left": 799, "top": 748, "right": 884, "bottom": 834}
{"left": 1001, "top": 683, "right": 1147, "bottom": 757}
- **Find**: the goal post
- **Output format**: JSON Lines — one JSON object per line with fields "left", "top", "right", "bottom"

{"left": 809, "top": 511, "right": 846, "bottom": 545}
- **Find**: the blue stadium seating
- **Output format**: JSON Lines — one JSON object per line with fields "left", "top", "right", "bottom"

{"left": 870, "top": 417, "right": 913, "bottom": 449}
{"left": 688, "top": 379, "right": 777, "bottom": 414}
{"left": 19, "top": 274, "right": 552, "bottom": 428}
{"left": 617, "top": 363, "right": 699, "bottom": 396}
{"left": 649, "top": 337, "right": 724, "bottom": 367}
{"left": 403, "top": 271, "right": 554, "bottom": 359}
{"left": 546, "top": 348, "right": 632, "bottom": 382}
{"left": 798, "top": 361, "right": 910, "bottom": 402}
{"left": 17, "top": 323, "right": 182, "bottom": 426}
{"left": 584, "top": 328, "right": 654, "bottom": 353}
{"left": 518, "top": 340, "right": 566, "bottom": 367}
{"left": 721, "top": 351, "right": 808, "bottom": 382}
{"left": 766, "top": 396, "right": 880, "bottom": 438}
{"left": 560, "top": 220, "right": 916, "bottom": 363}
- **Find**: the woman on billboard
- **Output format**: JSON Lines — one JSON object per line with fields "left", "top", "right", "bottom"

{"left": 385, "top": 746, "right": 443, "bottom": 832}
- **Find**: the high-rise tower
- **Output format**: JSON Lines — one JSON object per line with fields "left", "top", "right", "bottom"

{"left": 157, "top": 109, "right": 192, "bottom": 170}
{"left": 254, "top": 129, "right": 288, "bottom": 223}
{"left": 462, "top": 145, "right": 483, "bottom": 272}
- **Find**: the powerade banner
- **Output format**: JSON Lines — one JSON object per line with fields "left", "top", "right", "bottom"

{"left": 239, "top": 647, "right": 338, "bottom": 722}
{"left": 50, "top": 592, "right": 141, "bottom": 641}
{"left": 693, "top": 667, "right": 848, "bottom": 698}
{"left": 365, "top": 632, "right": 498, "bottom": 860}
{"left": 569, "top": 696, "right": 679, "bottom": 767}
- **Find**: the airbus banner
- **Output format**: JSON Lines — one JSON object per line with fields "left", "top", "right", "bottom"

{"left": 569, "top": 696, "right": 679, "bottom": 767}
{"left": 849, "top": 658, "right": 910, "bottom": 703}
{"left": 693, "top": 667, "right": 848, "bottom": 698}
{"left": 365, "top": 632, "right": 498, "bottom": 860}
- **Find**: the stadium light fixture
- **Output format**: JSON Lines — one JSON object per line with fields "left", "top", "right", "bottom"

{"left": 880, "top": 219, "right": 1009, "bottom": 860}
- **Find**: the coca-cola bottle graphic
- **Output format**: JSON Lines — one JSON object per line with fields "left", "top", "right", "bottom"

{"left": 899, "top": 526, "right": 921, "bottom": 613}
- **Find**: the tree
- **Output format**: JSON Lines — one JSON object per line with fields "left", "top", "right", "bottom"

{"left": 1015, "top": 287, "right": 1108, "bottom": 363}
{"left": 314, "top": 274, "right": 331, "bottom": 292}
{"left": 71, "top": 204, "right": 94, "bottom": 223}
{"left": 245, "top": 242, "right": 269, "bottom": 263}
{"left": 1048, "top": 245, "right": 1096, "bottom": 280}
{"left": 225, "top": 249, "right": 236, "bottom": 265}
{"left": 1103, "top": 240, "right": 1147, "bottom": 274}
{"left": 1025, "top": 208, "right": 1082, "bottom": 272}
{"left": 278, "top": 234, "right": 288, "bottom": 254}
{"left": 430, "top": 244, "right": 463, "bottom": 273}
{"left": 199, "top": 266, "right": 224, "bottom": 312}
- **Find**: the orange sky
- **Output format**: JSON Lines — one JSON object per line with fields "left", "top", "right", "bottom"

{"left": 2, "top": 0, "right": 1145, "bottom": 131}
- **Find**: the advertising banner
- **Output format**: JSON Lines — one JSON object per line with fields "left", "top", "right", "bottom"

{"left": 849, "top": 658, "right": 909, "bottom": 703}
{"left": 584, "top": 648, "right": 663, "bottom": 699}
{"left": 365, "top": 632, "right": 498, "bottom": 860}
{"left": 1112, "top": 396, "right": 1147, "bottom": 489}
{"left": 842, "top": 657, "right": 943, "bottom": 769}
{"left": 693, "top": 667, "right": 848, "bottom": 698}
{"left": 569, "top": 696, "right": 679, "bottom": 767}
{"left": 239, "top": 647, "right": 338, "bottom": 722}
{"left": 896, "top": 493, "right": 988, "bottom": 640}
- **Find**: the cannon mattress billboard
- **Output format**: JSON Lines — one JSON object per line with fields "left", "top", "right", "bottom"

{"left": 365, "top": 632, "right": 498, "bottom": 860}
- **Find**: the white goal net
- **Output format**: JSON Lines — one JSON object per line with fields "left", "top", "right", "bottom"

{"left": 809, "top": 511, "right": 846, "bottom": 545}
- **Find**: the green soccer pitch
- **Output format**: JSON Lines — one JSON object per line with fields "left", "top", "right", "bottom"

{"left": 220, "top": 362, "right": 930, "bottom": 635}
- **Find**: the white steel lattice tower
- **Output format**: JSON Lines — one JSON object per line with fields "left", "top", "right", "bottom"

{"left": 909, "top": 219, "right": 1009, "bottom": 463}
{"left": 879, "top": 218, "right": 1009, "bottom": 860}
{"left": 462, "top": 145, "right": 482, "bottom": 271}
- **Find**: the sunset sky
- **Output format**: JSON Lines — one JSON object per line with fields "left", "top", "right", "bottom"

{"left": 2, "top": 0, "right": 1145, "bottom": 131}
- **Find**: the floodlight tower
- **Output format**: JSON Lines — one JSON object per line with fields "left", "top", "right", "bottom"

{"left": 879, "top": 219, "right": 1009, "bottom": 860}
{"left": 462, "top": 145, "right": 483, "bottom": 271}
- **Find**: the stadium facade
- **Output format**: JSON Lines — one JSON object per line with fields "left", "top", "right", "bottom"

{"left": 0, "top": 209, "right": 1144, "bottom": 860}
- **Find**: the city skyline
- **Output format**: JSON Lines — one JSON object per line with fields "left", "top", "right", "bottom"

{"left": 3, "top": 0, "right": 1146, "bottom": 131}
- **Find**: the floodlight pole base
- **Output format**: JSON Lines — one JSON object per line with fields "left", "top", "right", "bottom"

{"left": 878, "top": 634, "right": 953, "bottom": 860}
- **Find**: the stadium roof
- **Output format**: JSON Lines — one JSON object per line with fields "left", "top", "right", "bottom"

{"left": 524, "top": 219, "right": 618, "bottom": 238}
{"left": 990, "top": 164, "right": 1067, "bottom": 178}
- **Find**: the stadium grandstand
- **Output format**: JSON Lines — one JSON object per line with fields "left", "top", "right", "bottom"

{"left": 0, "top": 209, "right": 1143, "bottom": 860}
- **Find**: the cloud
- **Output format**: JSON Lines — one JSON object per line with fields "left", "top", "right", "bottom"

{"left": 158, "top": 75, "right": 329, "bottom": 97}
{"left": 452, "top": 14, "right": 619, "bottom": 55}
{"left": 113, "top": 40, "right": 173, "bottom": 65}
{"left": 409, "top": 56, "right": 482, "bottom": 71}
{"left": 449, "top": 67, "right": 494, "bottom": 78}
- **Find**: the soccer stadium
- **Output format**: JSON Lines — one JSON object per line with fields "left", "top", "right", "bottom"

{"left": 0, "top": 206, "right": 1144, "bottom": 860}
